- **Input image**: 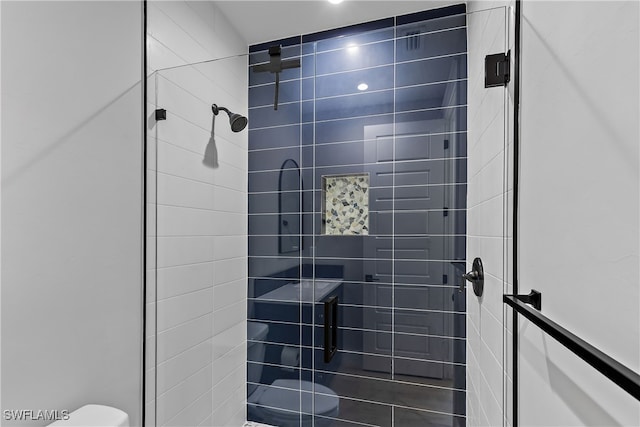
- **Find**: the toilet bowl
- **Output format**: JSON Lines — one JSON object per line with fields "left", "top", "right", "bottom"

{"left": 247, "top": 322, "right": 339, "bottom": 427}
{"left": 48, "top": 404, "right": 128, "bottom": 427}
{"left": 249, "top": 379, "right": 339, "bottom": 427}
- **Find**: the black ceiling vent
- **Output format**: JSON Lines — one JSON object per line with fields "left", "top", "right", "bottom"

{"left": 405, "top": 30, "right": 421, "bottom": 51}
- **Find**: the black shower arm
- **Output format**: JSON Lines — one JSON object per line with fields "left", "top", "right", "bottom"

{"left": 211, "top": 104, "right": 230, "bottom": 115}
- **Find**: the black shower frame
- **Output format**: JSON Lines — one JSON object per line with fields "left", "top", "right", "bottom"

{"left": 142, "top": 0, "right": 149, "bottom": 425}
{"left": 512, "top": 0, "right": 521, "bottom": 425}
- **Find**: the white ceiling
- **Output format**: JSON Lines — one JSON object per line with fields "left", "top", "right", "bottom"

{"left": 214, "top": 1, "right": 462, "bottom": 46}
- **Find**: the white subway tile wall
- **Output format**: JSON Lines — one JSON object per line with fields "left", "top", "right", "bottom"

{"left": 146, "top": 1, "right": 248, "bottom": 426}
{"left": 465, "top": 2, "right": 515, "bottom": 427}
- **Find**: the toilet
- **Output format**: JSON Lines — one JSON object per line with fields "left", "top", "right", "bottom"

{"left": 247, "top": 322, "right": 339, "bottom": 426}
{"left": 48, "top": 404, "right": 128, "bottom": 427}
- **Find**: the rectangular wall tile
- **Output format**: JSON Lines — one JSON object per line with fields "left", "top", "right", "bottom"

{"left": 248, "top": 6, "right": 469, "bottom": 425}
{"left": 148, "top": 2, "right": 248, "bottom": 425}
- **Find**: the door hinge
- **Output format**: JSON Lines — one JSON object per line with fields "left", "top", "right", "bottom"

{"left": 485, "top": 51, "right": 510, "bottom": 88}
{"left": 443, "top": 207, "right": 449, "bottom": 217}
{"left": 444, "top": 139, "right": 449, "bottom": 150}
{"left": 443, "top": 274, "right": 448, "bottom": 285}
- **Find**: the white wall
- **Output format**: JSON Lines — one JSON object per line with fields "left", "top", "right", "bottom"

{"left": 145, "top": 2, "right": 248, "bottom": 426}
{"left": 518, "top": 1, "right": 640, "bottom": 425}
{"left": 466, "top": 2, "right": 515, "bottom": 426}
{"left": 1, "top": 1, "right": 143, "bottom": 425}
{"left": 0, "top": 0, "right": 4, "bottom": 415}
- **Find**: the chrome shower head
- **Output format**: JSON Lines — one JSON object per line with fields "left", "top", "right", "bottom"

{"left": 211, "top": 104, "right": 248, "bottom": 132}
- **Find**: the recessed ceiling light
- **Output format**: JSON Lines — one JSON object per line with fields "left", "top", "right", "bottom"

{"left": 347, "top": 43, "right": 359, "bottom": 54}
{"left": 357, "top": 83, "right": 369, "bottom": 91}
{"left": 328, "top": 0, "right": 344, "bottom": 4}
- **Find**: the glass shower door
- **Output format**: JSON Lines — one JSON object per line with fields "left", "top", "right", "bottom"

{"left": 146, "top": 4, "right": 510, "bottom": 426}
{"left": 465, "top": 6, "right": 510, "bottom": 427}
{"left": 148, "top": 54, "right": 250, "bottom": 427}
{"left": 307, "top": 6, "right": 509, "bottom": 427}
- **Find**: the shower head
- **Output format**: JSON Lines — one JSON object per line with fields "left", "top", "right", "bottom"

{"left": 211, "top": 104, "right": 248, "bottom": 132}
{"left": 228, "top": 112, "right": 248, "bottom": 133}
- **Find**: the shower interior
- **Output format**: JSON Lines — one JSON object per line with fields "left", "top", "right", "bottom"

{"left": 146, "top": 4, "right": 507, "bottom": 427}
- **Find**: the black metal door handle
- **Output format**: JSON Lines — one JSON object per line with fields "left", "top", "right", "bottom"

{"left": 462, "top": 257, "right": 484, "bottom": 297}
{"left": 324, "top": 296, "right": 338, "bottom": 363}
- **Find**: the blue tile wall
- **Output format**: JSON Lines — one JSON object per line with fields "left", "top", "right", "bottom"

{"left": 248, "top": 5, "right": 467, "bottom": 427}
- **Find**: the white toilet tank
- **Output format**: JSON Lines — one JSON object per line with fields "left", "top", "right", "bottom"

{"left": 48, "top": 404, "right": 128, "bottom": 427}
{"left": 247, "top": 321, "right": 269, "bottom": 396}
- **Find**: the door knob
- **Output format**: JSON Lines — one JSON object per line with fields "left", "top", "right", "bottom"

{"left": 461, "top": 257, "right": 484, "bottom": 297}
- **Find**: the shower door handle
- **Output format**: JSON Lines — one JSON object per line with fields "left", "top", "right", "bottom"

{"left": 324, "top": 296, "right": 338, "bottom": 363}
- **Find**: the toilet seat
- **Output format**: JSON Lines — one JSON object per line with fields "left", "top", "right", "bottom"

{"left": 253, "top": 379, "right": 339, "bottom": 419}
{"left": 48, "top": 405, "right": 128, "bottom": 427}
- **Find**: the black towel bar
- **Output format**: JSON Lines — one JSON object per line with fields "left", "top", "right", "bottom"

{"left": 504, "top": 293, "right": 640, "bottom": 401}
